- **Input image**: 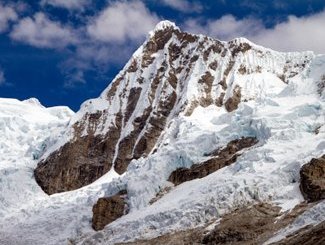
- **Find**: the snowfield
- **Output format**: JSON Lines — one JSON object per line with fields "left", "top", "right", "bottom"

{"left": 0, "top": 25, "right": 325, "bottom": 244}
{"left": 0, "top": 98, "right": 73, "bottom": 216}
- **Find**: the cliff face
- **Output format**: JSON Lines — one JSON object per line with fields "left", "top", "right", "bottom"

{"left": 300, "top": 155, "right": 325, "bottom": 202}
{"left": 34, "top": 21, "right": 314, "bottom": 194}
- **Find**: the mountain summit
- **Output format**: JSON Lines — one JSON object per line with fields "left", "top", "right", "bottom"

{"left": 1, "top": 21, "right": 324, "bottom": 244}
{"left": 35, "top": 20, "right": 321, "bottom": 195}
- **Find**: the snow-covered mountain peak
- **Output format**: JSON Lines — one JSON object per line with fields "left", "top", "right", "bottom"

{"left": 33, "top": 21, "right": 324, "bottom": 195}
{"left": 1, "top": 22, "right": 325, "bottom": 245}
{"left": 150, "top": 20, "right": 179, "bottom": 34}
{"left": 22, "top": 97, "right": 44, "bottom": 107}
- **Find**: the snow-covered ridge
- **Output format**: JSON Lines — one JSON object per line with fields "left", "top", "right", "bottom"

{"left": 151, "top": 20, "right": 179, "bottom": 33}
{"left": 44, "top": 21, "right": 320, "bottom": 166}
{"left": 75, "top": 21, "right": 317, "bottom": 123}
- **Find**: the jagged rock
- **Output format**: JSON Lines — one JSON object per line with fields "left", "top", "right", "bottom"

{"left": 34, "top": 112, "right": 123, "bottom": 194}
{"left": 202, "top": 203, "right": 280, "bottom": 244}
{"left": 198, "top": 71, "right": 215, "bottom": 107}
{"left": 317, "top": 75, "right": 325, "bottom": 95}
{"left": 92, "top": 190, "right": 127, "bottom": 231}
{"left": 119, "top": 203, "right": 310, "bottom": 245}
{"left": 238, "top": 64, "right": 247, "bottom": 74}
{"left": 34, "top": 135, "right": 112, "bottom": 194}
{"left": 273, "top": 221, "right": 325, "bottom": 245}
{"left": 215, "top": 92, "right": 225, "bottom": 107}
{"left": 168, "top": 137, "right": 258, "bottom": 185}
{"left": 149, "top": 186, "right": 172, "bottom": 205}
{"left": 117, "top": 229, "right": 203, "bottom": 245}
{"left": 300, "top": 155, "right": 325, "bottom": 202}
{"left": 225, "top": 85, "right": 241, "bottom": 112}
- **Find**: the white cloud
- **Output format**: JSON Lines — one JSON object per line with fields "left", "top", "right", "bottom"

{"left": 184, "top": 10, "right": 325, "bottom": 54}
{"left": 0, "top": 69, "right": 5, "bottom": 85}
{"left": 184, "top": 15, "right": 264, "bottom": 40}
{"left": 161, "top": 0, "right": 203, "bottom": 13}
{"left": 57, "top": 0, "right": 161, "bottom": 86}
{"left": 0, "top": 3, "right": 18, "bottom": 33}
{"left": 40, "top": 0, "right": 89, "bottom": 11}
{"left": 10, "top": 12, "right": 77, "bottom": 49}
{"left": 6, "top": 1, "right": 160, "bottom": 86}
{"left": 253, "top": 11, "right": 325, "bottom": 54}
{"left": 87, "top": 0, "right": 159, "bottom": 43}
{"left": 60, "top": 41, "right": 136, "bottom": 87}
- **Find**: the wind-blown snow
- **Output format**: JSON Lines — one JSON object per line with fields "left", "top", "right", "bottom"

{"left": 0, "top": 34, "right": 325, "bottom": 244}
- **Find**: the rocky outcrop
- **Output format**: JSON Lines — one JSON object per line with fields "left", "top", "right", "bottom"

{"left": 274, "top": 221, "right": 325, "bottom": 245}
{"left": 35, "top": 112, "right": 123, "bottom": 194}
{"left": 317, "top": 75, "right": 325, "bottom": 95}
{"left": 168, "top": 137, "right": 258, "bottom": 185}
{"left": 198, "top": 71, "right": 215, "bottom": 107}
{"left": 117, "top": 228, "right": 203, "bottom": 245}
{"left": 92, "top": 190, "right": 128, "bottom": 231}
{"left": 119, "top": 203, "right": 310, "bottom": 245}
{"left": 202, "top": 203, "right": 281, "bottom": 244}
{"left": 149, "top": 186, "right": 172, "bottom": 205}
{"left": 224, "top": 85, "right": 241, "bottom": 112}
{"left": 300, "top": 155, "right": 325, "bottom": 202}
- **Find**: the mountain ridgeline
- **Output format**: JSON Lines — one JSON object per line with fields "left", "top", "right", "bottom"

{"left": 35, "top": 21, "right": 314, "bottom": 195}
{"left": 1, "top": 20, "right": 324, "bottom": 245}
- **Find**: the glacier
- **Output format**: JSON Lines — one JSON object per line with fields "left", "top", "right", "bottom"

{"left": 0, "top": 21, "right": 324, "bottom": 244}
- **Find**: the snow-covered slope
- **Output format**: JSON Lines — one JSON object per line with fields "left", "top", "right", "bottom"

{"left": 0, "top": 21, "right": 324, "bottom": 244}
{"left": 0, "top": 98, "right": 73, "bottom": 217}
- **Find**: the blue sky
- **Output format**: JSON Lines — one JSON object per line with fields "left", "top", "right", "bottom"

{"left": 1, "top": 0, "right": 325, "bottom": 111}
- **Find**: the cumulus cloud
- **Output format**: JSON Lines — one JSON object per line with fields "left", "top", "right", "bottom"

{"left": 184, "top": 10, "right": 325, "bottom": 54}
{"left": 253, "top": 11, "right": 325, "bottom": 54}
{"left": 87, "top": 0, "right": 159, "bottom": 43}
{"left": 10, "top": 12, "right": 77, "bottom": 49}
{"left": 0, "top": 3, "right": 18, "bottom": 33}
{"left": 161, "top": 0, "right": 203, "bottom": 13}
{"left": 40, "top": 0, "right": 89, "bottom": 11}
{"left": 0, "top": 69, "right": 5, "bottom": 85}
{"left": 184, "top": 15, "right": 264, "bottom": 40}
{"left": 6, "top": 1, "right": 160, "bottom": 86}
{"left": 60, "top": 0, "right": 161, "bottom": 86}
{"left": 60, "top": 42, "right": 135, "bottom": 87}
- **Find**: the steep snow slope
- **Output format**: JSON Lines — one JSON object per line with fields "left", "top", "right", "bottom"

{"left": 0, "top": 21, "right": 324, "bottom": 244}
{"left": 0, "top": 98, "right": 73, "bottom": 217}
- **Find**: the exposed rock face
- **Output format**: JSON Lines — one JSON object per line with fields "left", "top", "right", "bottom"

{"left": 118, "top": 203, "right": 310, "bottom": 245}
{"left": 224, "top": 85, "right": 241, "bottom": 112}
{"left": 92, "top": 190, "right": 127, "bottom": 231}
{"left": 35, "top": 112, "right": 123, "bottom": 194}
{"left": 35, "top": 21, "right": 312, "bottom": 194}
{"left": 149, "top": 186, "right": 172, "bottom": 205}
{"left": 274, "top": 221, "right": 325, "bottom": 245}
{"left": 168, "top": 137, "right": 258, "bottom": 185}
{"left": 300, "top": 155, "right": 325, "bottom": 202}
{"left": 117, "top": 228, "right": 203, "bottom": 245}
{"left": 202, "top": 203, "right": 281, "bottom": 244}
{"left": 317, "top": 75, "right": 325, "bottom": 95}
